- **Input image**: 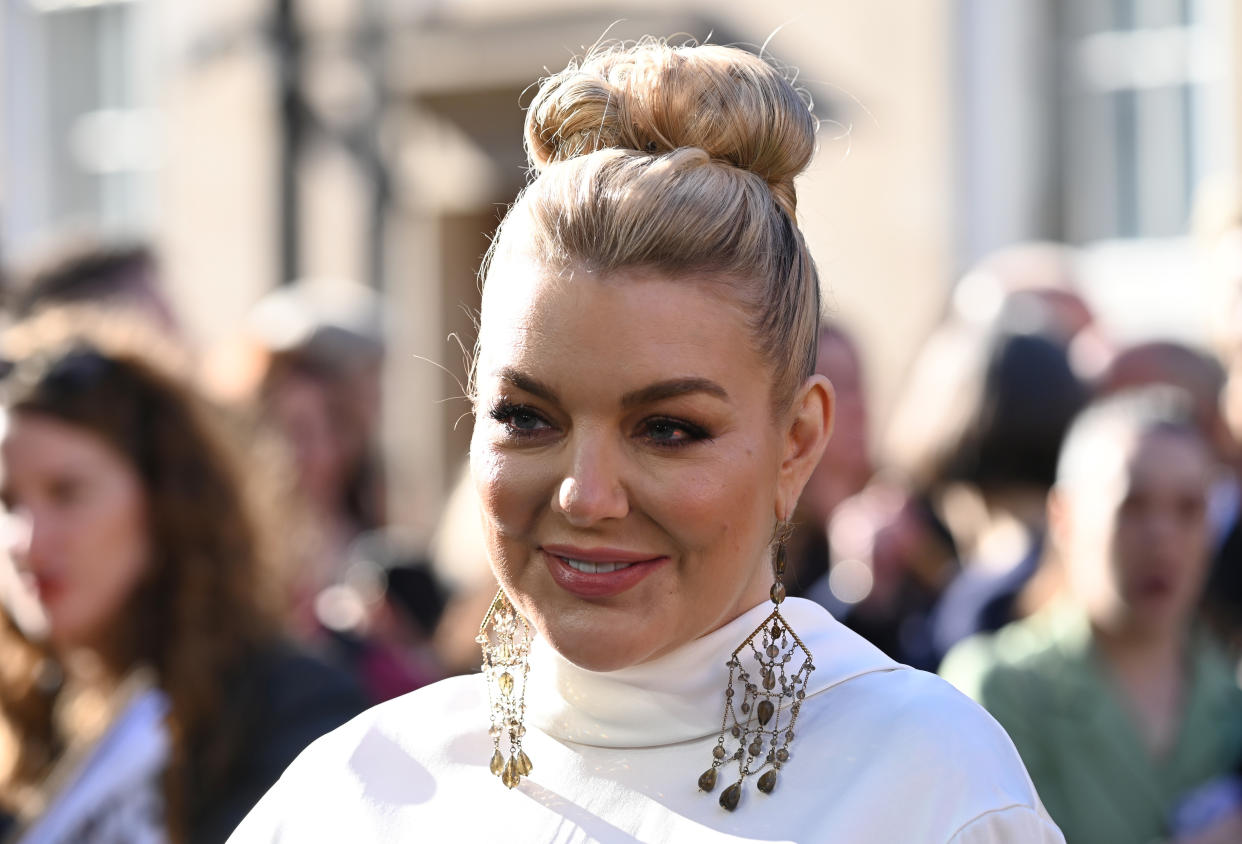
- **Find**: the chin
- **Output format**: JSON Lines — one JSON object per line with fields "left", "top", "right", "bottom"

{"left": 537, "top": 617, "right": 661, "bottom": 673}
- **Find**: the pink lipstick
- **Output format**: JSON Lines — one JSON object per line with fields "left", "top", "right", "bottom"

{"left": 541, "top": 545, "right": 668, "bottom": 599}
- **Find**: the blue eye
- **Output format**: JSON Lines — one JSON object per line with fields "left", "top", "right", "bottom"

{"left": 639, "top": 417, "right": 709, "bottom": 446}
{"left": 488, "top": 402, "right": 552, "bottom": 438}
{"left": 509, "top": 408, "right": 545, "bottom": 430}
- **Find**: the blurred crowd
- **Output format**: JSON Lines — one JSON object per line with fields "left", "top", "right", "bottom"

{"left": 1, "top": 213, "right": 1242, "bottom": 842}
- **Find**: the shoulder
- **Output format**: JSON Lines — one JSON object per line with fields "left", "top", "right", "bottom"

{"left": 189, "top": 643, "right": 369, "bottom": 842}
{"left": 277, "top": 672, "right": 483, "bottom": 776}
{"left": 836, "top": 662, "right": 1031, "bottom": 768}
{"left": 940, "top": 609, "right": 1079, "bottom": 705}
{"left": 947, "top": 805, "right": 1064, "bottom": 844}
{"left": 803, "top": 664, "right": 1058, "bottom": 838}
{"left": 243, "top": 641, "right": 369, "bottom": 731}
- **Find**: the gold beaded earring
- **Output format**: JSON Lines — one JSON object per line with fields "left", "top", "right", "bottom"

{"left": 477, "top": 589, "right": 534, "bottom": 788}
{"left": 698, "top": 523, "right": 814, "bottom": 811}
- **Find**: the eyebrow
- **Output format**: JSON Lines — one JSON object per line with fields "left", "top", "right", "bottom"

{"left": 493, "top": 368, "right": 729, "bottom": 409}
{"left": 620, "top": 378, "right": 729, "bottom": 409}
{"left": 495, "top": 367, "right": 559, "bottom": 403}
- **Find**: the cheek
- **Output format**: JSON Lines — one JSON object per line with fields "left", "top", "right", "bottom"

{"left": 646, "top": 445, "right": 775, "bottom": 575}
{"left": 62, "top": 498, "right": 151, "bottom": 629}
{"left": 1067, "top": 513, "right": 1121, "bottom": 594}
{"left": 471, "top": 442, "right": 550, "bottom": 548}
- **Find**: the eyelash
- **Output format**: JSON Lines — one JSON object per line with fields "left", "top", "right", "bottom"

{"left": 486, "top": 401, "right": 712, "bottom": 448}
{"left": 488, "top": 401, "right": 550, "bottom": 439}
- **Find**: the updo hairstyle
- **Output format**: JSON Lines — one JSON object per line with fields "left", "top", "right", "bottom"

{"left": 482, "top": 40, "right": 822, "bottom": 408}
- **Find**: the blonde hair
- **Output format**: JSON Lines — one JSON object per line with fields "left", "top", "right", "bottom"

{"left": 481, "top": 40, "right": 822, "bottom": 406}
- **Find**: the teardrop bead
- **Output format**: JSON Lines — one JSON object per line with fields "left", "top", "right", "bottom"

{"left": 489, "top": 749, "right": 504, "bottom": 775}
{"left": 757, "top": 769, "right": 778, "bottom": 794}
{"left": 499, "top": 671, "right": 514, "bottom": 695}
{"left": 757, "top": 700, "right": 775, "bottom": 726}
{"left": 719, "top": 782, "right": 742, "bottom": 811}
{"left": 698, "top": 767, "right": 718, "bottom": 792}
{"left": 501, "top": 757, "right": 520, "bottom": 788}
{"left": 516, "top": 750, "right": 533, "bottom": 775}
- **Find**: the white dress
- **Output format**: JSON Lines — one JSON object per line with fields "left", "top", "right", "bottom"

{"left": 229, "top": 598, "right": 1063, "bottom": 843}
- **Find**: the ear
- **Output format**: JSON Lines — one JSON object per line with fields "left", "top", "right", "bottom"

{"left": 775, "top": 374, "right": 835, "bottom": 522}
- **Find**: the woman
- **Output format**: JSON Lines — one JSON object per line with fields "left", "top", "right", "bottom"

{"left": 233, "top": 40, "right": 1061, "bottom": 842}
{"left": 941, "top": 388, "right": 1242, "bottom": 843}
{"left": 0, "top": 312, "right": 365, "bottom": 843}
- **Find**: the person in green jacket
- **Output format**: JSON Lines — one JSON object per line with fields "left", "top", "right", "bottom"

{"left": 942, "top": 386, "right": 1242, "bottom": 844}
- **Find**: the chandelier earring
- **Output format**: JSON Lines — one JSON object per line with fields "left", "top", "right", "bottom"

{"left": 477, "top": 589, "right": 534, "bottom": 789}
{"left": 697, "top": 521, "right": 814, "bottom": 811}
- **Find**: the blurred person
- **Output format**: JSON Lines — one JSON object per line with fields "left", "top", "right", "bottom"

{"left": 952, "top": 242, "right": 1093, "bottom": 346}
{"left": 248, "top": 280, "right": 444, "bottom": 701}
{"left": 247, "top": 279, "right": 387, "bottom": 612}
{"left": 785, "top": 322, "right": 872, "bottom": 596}
{"left": 428, "top": 463, "right": 499, "bottom": 676}
{"left": 7, "top": 238, "right": 180, "bottom": 339}
{"left": 941, "top": 387, "right": 1242, "bottom": 844}
{"left": 927, "top": 331, "right": 1089, "bottom": 656}
{"left": 1093, "top": 340, "right": 1242, "bottom": 650}
{"left": 864, "top": 325, "right": 1087, "bottom": 666}
{"left": 807, "top": 477, "right": 959, "bottom": 670}
{"left": 1192, "top": 188, "right": 1242, "bottom": 651}
{"left": 0, "top": 311, "right": 364, "bottom": 844}
{"left": 1096, "top": 341, "right": 1227, "bottom": 450}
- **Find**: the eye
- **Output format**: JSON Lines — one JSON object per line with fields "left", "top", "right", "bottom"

{"left": 637, "top": 416, "right": 710, "bottom": 447}
{"left": 488, "top": 401, "right": 554, "bottom": 439}
{"left": 48, "top": 477, "right": 83, "bottom": 507}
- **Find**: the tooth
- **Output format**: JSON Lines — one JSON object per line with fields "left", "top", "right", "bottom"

{"left": 561, "top": 556, "right": 636, "bottom": 574}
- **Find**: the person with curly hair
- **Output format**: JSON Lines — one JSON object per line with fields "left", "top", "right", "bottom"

{"left": 0, "top": 311, "right": 365, "bottom": 844}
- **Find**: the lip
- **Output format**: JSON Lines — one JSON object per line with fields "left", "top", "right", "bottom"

{"left": 31, "top": 573, "right": 66, "bottom": 605}
{"left": 1129, "top": 572, "right": 1176, "bottom": 601}
{"left": 541, "top": 546, "right": 668, "bottom": 599}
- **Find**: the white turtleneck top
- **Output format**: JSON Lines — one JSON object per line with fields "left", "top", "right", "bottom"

{"left": 230, "top": 599, "right": 1062, "bottom": 843}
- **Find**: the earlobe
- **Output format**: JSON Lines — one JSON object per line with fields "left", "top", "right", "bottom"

{"left": 774, "top": 375, "right": 834, "bottom": 520}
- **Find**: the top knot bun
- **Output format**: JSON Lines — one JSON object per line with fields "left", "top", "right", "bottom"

{"left": 525, "top": 41, "right": 817, "bottom": 217}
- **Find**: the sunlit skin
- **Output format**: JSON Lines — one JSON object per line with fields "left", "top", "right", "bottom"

{"left": 1052, "top": 429, "right": 1213, "bottom": 642}
{"left": 471, "top": 260, "right": 833, "bottom": 672}
{"left": 0, "top": 413, "right": 152, "bottom": 654}
{"left": 800, "top": 330, "right": 870, "bottom": 525}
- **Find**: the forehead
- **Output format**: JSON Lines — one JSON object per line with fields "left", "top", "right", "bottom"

{"left": 477, "top": 261, "right": 769, "bottom": 392}
{"left": 1124, "top": 429, "right": 1212, "bottom": 489}
{"left": 1062, "top": 425, "right": 1211, "bottom": 507}
{"left": 2, "top": 412, "right": 115, "bottom": 469}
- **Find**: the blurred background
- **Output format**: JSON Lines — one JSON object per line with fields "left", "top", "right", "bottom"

{"left": 3, "top": 0, "right": 1236, "bottom": 538}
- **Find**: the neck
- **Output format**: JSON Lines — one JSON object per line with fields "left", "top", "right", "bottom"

{"left": 1090, "top": 616, "right": 1187, "bottom": 672}
{"left": 1090, "top": 616, "right": 1192, "bottom": 759}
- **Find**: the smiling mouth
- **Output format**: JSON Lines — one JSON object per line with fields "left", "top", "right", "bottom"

{"left": 542, "top": 547, "right": 668, "bottom": 598}
{"left": 559, "top": 557, "right": 639, "bottom": 574}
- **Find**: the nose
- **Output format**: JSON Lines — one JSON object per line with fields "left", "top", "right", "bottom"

{"left": 554, "top": 430, "right": 630, "bottom": 526}
{"left": 2, "top": 509, "right": 34, "bottom": 565}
